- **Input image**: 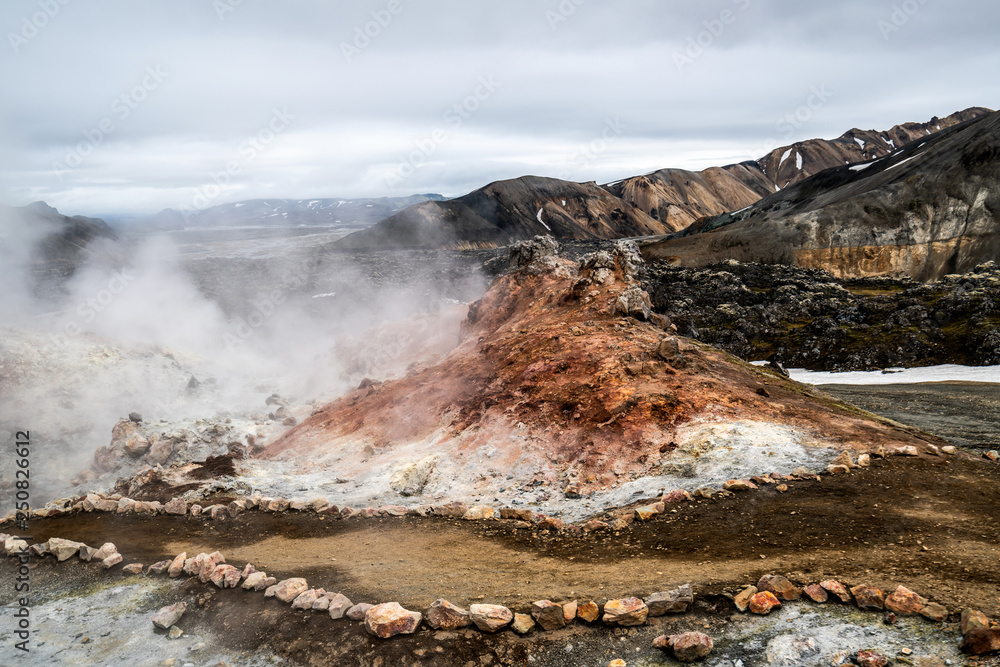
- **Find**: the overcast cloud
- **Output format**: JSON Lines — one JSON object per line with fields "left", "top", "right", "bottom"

{"left": 0, "top": 0, "right": 997, "bottom": 216}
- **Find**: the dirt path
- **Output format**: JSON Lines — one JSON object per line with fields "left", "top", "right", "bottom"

{"left": 24, "top": 455, "right": 1000, "bottom": 618}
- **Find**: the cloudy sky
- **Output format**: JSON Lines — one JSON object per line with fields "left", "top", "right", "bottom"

{"left": 1, "top": 0, "right": 998, "bottom": 216}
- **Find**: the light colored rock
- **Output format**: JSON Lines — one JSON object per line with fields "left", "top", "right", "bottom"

{"left": 562, "top": 600, "right": 578, "bottom": 623}
{"left": 364, "top": 602, "right": 422, "bottom": 638}
{"left": 47, "top": 537, "right": 84, "bottom": 561}
{"left": 634, "top": 505, "right": 659, "bottom": 521}
{"left": 267, "top": 578, "right": 309, "bottom": 603}
{"left": 327, "top": 593, "right": 354, "bottom": 619}
{"left": 101, "top": 553, "right": 123, "bottom": 569}
{"left": 389, "top": 455, "right": 440, "bottom": 497}
{"left": 734, "top": 586, "right": 757, "bottom": 612}
{"left": 93, "top": 542, "right": 118, "bottom": 561}
{"left": 122, "top": 563, "right": 144, "bottom": 575}
{"left": 241, "top": 572, "right": 268, "bottom": 590}
{"left": 425, "top": 599, "right": 470, "bottom": 629}
{"left": 167, "top": 552, "right": 187, "bottom": 578}
{"left": 722, "top": 479, "right": 755, "bottom": 492}
{"left": 646, "top": 584, "right": 693, "bottom": 615}
{"left": 820, "top": 579, "right": 852, "bottom": 603}
{"left": 511, "top": 613, "right": 535, "bottom": 634}
{"left": 291, "top": 588, "right": 326, "bottom": 610}
{"left": 857, "top": 453, "right": 871, "bottom": 466}
{"left": 942, "top": 445, "right": 957, "bottom": 455}
{"left": 147, "top": 560, "right": 171, "bottom": 575}
{"left": 665, "top": 631, "right": 714, "bottom": 662}
{"left": 826, "top": 464, "right": 851, "bottom": 475}
{"left": 602, "top": 598, "right": 648, "bottom": 626}
{"left": 347, "top": 603, "right": 374, "bottom": 621}
{"left": 462, "top": 506, "right": 496, "bottom": 520}
{"left": 897, "top": 445, "right": 920, "bottom": 457}
{"left": 209, "top": 564, "right": 239, "bottom": 589}
{"left": 469, "top": 604, "right": 514, "bottom": 633}
{"left": 152, "top": 602, "right": 187, "bottom": 630}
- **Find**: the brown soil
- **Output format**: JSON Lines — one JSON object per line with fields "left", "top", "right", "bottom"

{"left": 23, "top": 456, "right": 1000, "bottom": 620}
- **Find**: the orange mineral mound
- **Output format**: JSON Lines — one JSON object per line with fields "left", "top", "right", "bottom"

{"left": 262, "top": 238, "right": 945, "bottom": 510}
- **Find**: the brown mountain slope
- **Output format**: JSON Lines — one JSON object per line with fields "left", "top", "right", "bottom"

{"left": 263, "top": 239, "right": 944, "bottom": 515}
{"left": 335, "top": 176, "right": 669, "bottom": 249}
{"left": 608, "top": 107, "right": 992, "bottom": 227}
{"left": 642, "top": 110, "right": 1000, "bottom": 282}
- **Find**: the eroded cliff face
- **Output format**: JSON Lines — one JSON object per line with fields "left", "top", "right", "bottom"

{"left": 262, "top": 239, "right": 944, "bottom": 513}
{"left": 643, "top": 110, "right": 1000, "bottom": 282}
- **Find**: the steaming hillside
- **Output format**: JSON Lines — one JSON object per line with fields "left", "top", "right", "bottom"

{"left": 643, "top": 109, "right": 1000, "bottom": 281}
{"left": 337, "top": 108, "right": 991, "bottom": 250}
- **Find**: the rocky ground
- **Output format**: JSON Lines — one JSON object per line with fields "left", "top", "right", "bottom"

{"left": 642, "top": 259, "right": 1000, "bottom": 372}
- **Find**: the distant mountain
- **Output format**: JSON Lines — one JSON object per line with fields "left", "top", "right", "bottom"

{"left": 642, "top": 110, "right": 1000, "bottom": 282}
{"left": 339, "top": 108, "right": 992, "bottom": 250}
{"left": 0, "top": 201, "right": 120, "bottom": 295}
{"left": 117, "top": 195, "right": 446, "bottom": 231}
{"left": 607, "top": 107, "right": 992, "bottom": 230}
{"left": 335, "top": 176, "right": 670, "bottom": 249}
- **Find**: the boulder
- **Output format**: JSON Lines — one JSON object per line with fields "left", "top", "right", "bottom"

{"left": 850, "top": 585, "right": 885, "bottom": 611}
{"left": 327, "top": 593, "right": 354, "bottom": 619}
{"left": 562, "top": 600, "right": 578, "bottom": 623}
{"left": 820, "top": 579, "right": 852, "bottom": 603}
{"left": 962, "top": 609, "right": 991, "bottom": 634}
{"left": 576, "top": 600, "right": 600, "bottom": 623}
{"left": 78, "top": 545, "right": 98, "bottom": 562}
{"left": 803, "top": 584, "right": 828, "bottom": 603}
{"left": 530, "top": 600, "right": 566, "bottom": 631}
{"left": 602, "top": 597, "right": 648, "bottom": 626}
{"left": 884, "top": 585, "right": 924, "bottom": 615}
{"left": 722, "top": 479, "right": 755, "bottom": 492}
{"left": 511, "top": 613, "right": 535, "bottom": 634}
{"left": 364, "top": 602, "right": 422, "bottom": 638}
{"left": 757, "top": 574, "right": 801, "bottom": 601}
{"left": 749, "top": 591, "right": 781, "bottom": 615}
{"left": 432, "top": 501, "right": 468, "bottom": 518}
{"left": 500, "top": 508, "right": 535, "bottom": 522}
{"left": 582, "top": 520, "right": 609, "bottom": 532}
{"left": 661, "top": 489, "right": 693, "bottom": 503}
{"left": 634, "top": 505, "right": 659, "bottom": 522}
{"left": 93, "top": 543, "right": 119, "bottom": 561}
{"left": 920, "top": 601, "right": 949, "bottom": 622}
{"left": 961, "top": 628, "right": 1000, "bottom": 655}
{"left": 734, "top": 586, "right": 757, "bottom": 612}
{"left": 152, "top": 602, "right": 187, "bottom": 630}
{"left": 347, "top": 603, "right": 375, "bottom": 621}
{"left": 536, "top": 516, "right": 565, "bottom": 531}
{"left": 47, "top": 537, "right": 84, "bottom": 562}
{"left": 646, "top": 584, "right": 694, "bottom": 615}
{"left": 660, "top": 631, "right": 714, "bottom": 662}
{"left": 147, "top": 560, "right": 171, "bottom": 575}
{"left": 122, "top": 563, "right": 143, "bottom": 575}
{"left": 425, "top": 599, "right": 471, "bottom": 630}
{"left": 101, "top": 553, "right": 122, "bottom": 569}
{"left": 469, "top": 604, "right": 513, "bottom": 633}
{"left": 267, "top": 578, "right": 309, "bottom": 603}
{"left": 291, "top": 588, "right": 326, "bottom": 610}
{"left": 462, "top": 506, "right": 496, "bottom": 520}
{"left": 223, "top": 566, "right": 243, "bottom": 588}
{"left": 241, "top": 572, "right": 273, "bottom": 591}
{"left": 209, "top": 565, "right": 239, "bottom": 589}
{"left": 167, "top": 552, "right": 187, "bottom": 578}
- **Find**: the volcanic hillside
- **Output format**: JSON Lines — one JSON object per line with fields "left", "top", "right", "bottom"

{"left": 264, "top": 238, "right": 945, "bottom": 513}
{"left": 334, "top": 176, "right": 669, "bottom": 249}
{"left": 643, "top": 109, "right": 1000, "bottom": 281}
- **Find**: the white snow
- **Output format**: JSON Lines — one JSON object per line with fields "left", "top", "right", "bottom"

{"left": 234, "top": 203, "right": 244, "bottom": 208}
{"left": 775, "top": 184, "right": 781, "bottom": 192}
{"left": 536, "top": 208, "right": 551, "bottom": 231}
{"left": 782, "top": 364, "right": 1000, "bottom": 386}
{"left": 885, "top": 154, "right": 918, "bottom": 171}
{"left": 561, "top": 199, "right": 567, "bottom": 206}
{"left": 796, "top": 152, "right": 803, "bottom": 170}
{"left": 779, "top": 148, "right": 793, "bottom": 168}
{"left": 311, "top": 292, "right": 337, "bottom": 299}
{"left": 854, "top": 137, "right": 865, "bottom": 148}
{"left": 849, "top": 162, "right": 873, "bottom": 172}
{"left": 886, "top": 138, "right": 896, "bottom": 149}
